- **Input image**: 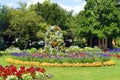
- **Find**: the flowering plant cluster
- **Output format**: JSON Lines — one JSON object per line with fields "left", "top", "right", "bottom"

{"left": 44, "top": 26, "right": 65, "bottom": 55}
{"left": 0, "top": 47, "right": 21, "bottom": 55}
{"left": 103, "top": 48, "right": 120, "bottom": 59}
{"left": 0, "top": 65, "right": 50, "bottom": 80}
{"left": 6, "top": 58, "right": 115, "bottom": 67}
{"left": 11, "top": 52, "right": 111, "bottom": 64}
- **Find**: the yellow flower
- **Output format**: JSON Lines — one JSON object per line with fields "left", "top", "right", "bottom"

{"left": 5, "top": 58, "right": 115, "bottom": 67}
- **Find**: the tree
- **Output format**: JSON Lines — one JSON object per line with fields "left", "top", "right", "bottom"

{"left": 34, "top": 1, "right": 69, "bottom": 30}
{"left": 0, "top": 5, "right": 9, "bottom": 33}
{"left": 5, "top": 5, "right": 47, "bottom": 49}
{"left": 0, "top": 5, "right": 10, "bottom": 50}
{"left": 34, "top": 1, "right": 76, "bottom": 46}
{"left": 76, "top": 0, "right": 120, "bottom": 46}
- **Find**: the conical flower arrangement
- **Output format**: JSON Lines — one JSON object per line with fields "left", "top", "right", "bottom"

{"left": 44, "top": 26, "right": 65, "bottom": 55}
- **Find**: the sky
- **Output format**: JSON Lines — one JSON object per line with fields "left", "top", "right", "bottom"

{"left": 0, "top": 0, "right": 86, "bottom": 15}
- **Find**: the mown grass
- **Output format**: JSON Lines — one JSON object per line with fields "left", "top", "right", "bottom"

{"left": 0, "top": 56, "right": 120, "bottom": 80}
{"left": 0, "top": 55, "right": 11, "bottom": 66}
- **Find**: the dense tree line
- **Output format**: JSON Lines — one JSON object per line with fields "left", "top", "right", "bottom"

{"left": 76, "top": 0, "right": 120, "bottom": 47}
{"left": 0, "top": 0, "right": 120, "bottom": 50}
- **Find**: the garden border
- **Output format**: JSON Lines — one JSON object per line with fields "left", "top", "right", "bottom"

{"left": 6, "top": 58, "right": 115, "bottom": 67}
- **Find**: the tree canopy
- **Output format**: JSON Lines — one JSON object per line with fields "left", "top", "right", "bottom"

{"left": 34, "top": 1, "right": 69, "bottom": 30}
{"left": 0, "top": 5, "right": 10, "bottom": 49}
{"left": 76, "top": 0, "right": 120, "bottom": 39}
{"left": 33, "top": 1, "right": 75, "bottom": 46}
{"left": 5, "top": 5, "right": 48, "bottom": 49}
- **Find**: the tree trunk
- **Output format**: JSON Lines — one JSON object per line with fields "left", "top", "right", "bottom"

{"left": 24, "top": 40, "right": 29, "bottom": 49}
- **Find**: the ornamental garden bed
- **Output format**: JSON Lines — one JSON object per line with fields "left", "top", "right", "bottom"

{"left": 6, "top": 52, "right": 115, "bottom": 67}
{"left": 6, "top": 58, "right": 115, "bottom": 67}
{"left": 0, "top": 65, "right": 52, "bottom": 80}
{"left": 103, "top": 48, "right": 120, "bottom": 59}
{"left": 0, "top": 46, "right": 116, "bottom": 67}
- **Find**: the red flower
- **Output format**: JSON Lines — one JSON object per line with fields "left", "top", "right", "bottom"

{"left": 26, "top": 66, "right": 35, "bottom": 75}
{"left": 36, "top": 68, "right": 46, "bottom": 73}
{"left": 1, "top": 73, "right": 7, "bottom": 78}
{"left": 0, "top": 65, "right": 46, "bottom": 79}
{"left": 20, "top": 66, "right": 25, "bottom": 70}
{"left": 10, "top": 65, "right": 17, "bottom": 72}
{"left": 15, "top": 71, "right": 22, "bottom": 77}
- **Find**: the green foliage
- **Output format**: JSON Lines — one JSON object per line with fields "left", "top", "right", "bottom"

{"left": 93, "top": 46, "right": 102, "bottom": 51}
{"left": 76, "top": 0, "right": 120, "bottom": 39}
{"left": 66, "top": 46, "right": 102, "bottom": 53}
{"left": 101, "top": 57, "right": 110, "bottom": 62}
{"left": 36, "top": 22, "right": 49, "bottom": 40}
{"left": 0, "top": 5, "right": 10, "bottom": 32}
{"left": 0, "top": 36, "right": 5, "bottom": 50}
{"left": 84, "top": 46, "right": 102, "bottom": 52}
{"left": 5, "top": 7, "right": 46, "bottom": 49}
{"left": 6, "top": 75, "right": 18, "bottom": 80}
{"left": 114, "top": 38, "right": 120, "bottom": 48}
{"left": 0, "top": 77, "right": 2, "bottom": 80}
{"left": 0, "top": 51, "right": 4, "bottom": 55}
{"left": 65, "top": 46, "right": 83, "bottom": 53}
{"left": 12, "top": 55, "right": 110, "bottom": 64}
{"left": 34, "top": 1, "right": 69, "bottom": 30}
{"left": 22, "top": 73, "right": 33, "bottom": 80}
{"left": 73, "top": 39, "right": 85, "bottom": 48}
{"left": 38, "top": 48, "right": 44, "bottom": 53}
{"left": 35, "top": 71, "right": 48, "bottom": 80}
{"left": 0, "top": 5, "right": 10, "bottom": 50}
{"left": 84, "top": 47, "right": 94, "bottom": 52}
{"left": 34, "top": 2, "right": 75, "bottom": 46}
{"left": 0, "top": 47, "right": 21, "bottom": 55}
{"left": 25, "top": 48, "right": 38, "bottom": 53}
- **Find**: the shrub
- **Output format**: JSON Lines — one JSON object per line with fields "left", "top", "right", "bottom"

{"left": 65, "top": 46, "right": 83, "bottom": 53}
{"left": 0, "top": 47, "right": 21, "bottom": 55}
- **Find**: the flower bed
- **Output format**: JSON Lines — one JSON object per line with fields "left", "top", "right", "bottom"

{"left": 11, "top": 52, "right": 111, "bottom": 64}
{"left": 6, "top": 58, "right": 115, "bottom": 67}
{"left": 103, "top": 48, "right": 120, "bottom": 59}
{"left": 8, "top": 49, "right": 116, "bottom": 67}
{"left": 0, "top": 65, "right": 51, "bottom": 80}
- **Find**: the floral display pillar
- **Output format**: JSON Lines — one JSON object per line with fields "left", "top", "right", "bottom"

{"left": 44, "top": 26, "right": 65, "bottom": 55}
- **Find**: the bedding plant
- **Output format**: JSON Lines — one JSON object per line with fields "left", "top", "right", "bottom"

{"left": 0, "top": 65, "right": 51, "bottom": 80}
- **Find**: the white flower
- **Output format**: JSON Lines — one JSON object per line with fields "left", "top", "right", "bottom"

{"left": 6, "top": 75, "right": 18, "bottom": 80}
{"left": 22, "top": 73, "right": 33, "bottom": 80}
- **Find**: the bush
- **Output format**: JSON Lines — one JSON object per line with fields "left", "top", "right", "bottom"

{"left": 83, "top": 46, "right": 102, "bottom": 53}
{"left": 0, "top": 47, "right": 21, "bottom": 55}
{"left": 65, "top": 46, "right": 83, "bottom": 53}
{"left": 38, "top": 48, "right": 44, "bottom": 53}
{"left": 114, "top": 38, "right": 120, "bottom": 48}
{"left": 23, "top": 48, "right": 37, "bottom": 53}
{"left": 29, "top": 48, "right": 37, "bottom": 53}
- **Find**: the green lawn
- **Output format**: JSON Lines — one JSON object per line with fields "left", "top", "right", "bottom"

{"left": 0, "top": 56, "right": 120, "bottom": 80}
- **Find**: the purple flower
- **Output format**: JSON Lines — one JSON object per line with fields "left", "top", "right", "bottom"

{"left": 11, "top": 52, "right": 30, "bottom": 57}
{"left": 100, "top": 53, "right": 110, "bottom": 57}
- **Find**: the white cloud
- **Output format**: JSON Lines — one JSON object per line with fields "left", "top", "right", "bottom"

{"left": 27, "top": 0, "right": 45, "bottom": 7}
{"left": 58, "top": 1, "right": 86, "bottom": 15}
{"left": 26, "top": 0, "right": 86, "bottom": 15}
{"left": 6, "top": 2, "right": 16, "bottom": 8}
